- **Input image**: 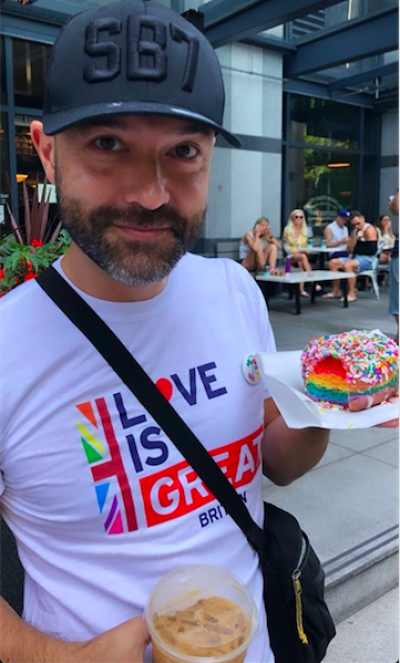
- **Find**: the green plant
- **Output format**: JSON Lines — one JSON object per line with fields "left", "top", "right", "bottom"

{"left": 0, "top": 175, "right": 71, "bottom": 296}
{"left": 0, "top": 230, "right": 71, "bottom": 296}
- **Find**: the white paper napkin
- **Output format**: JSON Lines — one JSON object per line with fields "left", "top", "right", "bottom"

{"left": 256, "top": 350, "right": 399, "bottom": 429}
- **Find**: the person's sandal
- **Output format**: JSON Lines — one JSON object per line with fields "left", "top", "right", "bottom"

{"left": 340, "top": 295, "right": 357, "bottom": 302}
{"left": 300, "top": 291, "right": 310, "bottom": 298}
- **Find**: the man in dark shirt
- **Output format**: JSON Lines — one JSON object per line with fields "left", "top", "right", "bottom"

{"left": 328, "top": 211, "right": 378, "bottom": 302}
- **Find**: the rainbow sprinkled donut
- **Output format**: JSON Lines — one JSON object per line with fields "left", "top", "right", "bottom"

{"left": 301, "top": 330, "right": 399, "bottom": 410}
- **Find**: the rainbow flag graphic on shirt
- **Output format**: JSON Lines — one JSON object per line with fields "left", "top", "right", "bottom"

{"left": 76, "top": 398, "right": 138, "bottom": 535}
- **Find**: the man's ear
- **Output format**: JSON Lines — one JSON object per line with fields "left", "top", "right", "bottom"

{"left": 30, "top": 121, "right": 56, "bottom": 183}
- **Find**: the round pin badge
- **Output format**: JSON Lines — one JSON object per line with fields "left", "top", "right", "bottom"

{"left": 242, "top": 354, "right": 261, "bottom": 385}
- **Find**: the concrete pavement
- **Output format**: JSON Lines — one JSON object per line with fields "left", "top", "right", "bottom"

{"left": 263, "top": 281, "right": 399, "bottom": 662}
{"left": 324, "top": 586, "right": 399, "bottom": 663}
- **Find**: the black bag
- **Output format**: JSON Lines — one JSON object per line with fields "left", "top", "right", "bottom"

{"left": 262, "top": 502, "right": 336, "bottom": 663}
{"left": 37, "top": 266, "right": 336, "bottom": 663}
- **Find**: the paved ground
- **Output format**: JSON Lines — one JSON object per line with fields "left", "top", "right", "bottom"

{"left": 324, "top": 586, "right": 399, "bottom": 663}
{"left": 265, "top": 280, "right": 397, "bottom": 346}
{"left": 263, "top": 282, "right": 399, "bottom": 663}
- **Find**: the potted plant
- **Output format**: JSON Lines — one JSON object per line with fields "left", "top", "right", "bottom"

{"left": 0, "top": 177, "right": 70, "bottom": 296}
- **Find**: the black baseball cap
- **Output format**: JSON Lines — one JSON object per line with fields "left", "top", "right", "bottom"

{"left": 42, "top": 0, "right": 241, "bottom": 147}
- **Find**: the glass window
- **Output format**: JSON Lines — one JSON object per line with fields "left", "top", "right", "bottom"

{"left": 282, "top": 92, "right": 288, "bottom": 141}
{"left": 15, "top": 115, "right": 44, "bottom": 185}
{"left": 14, "top": 115, "right": 53, "bottom": 228}
{"left": 288, "top": 147, "right": 359, "bottom": 232}
{"left": 1, "top": 37, "right": 6, "bottom": 105}
{"left": 13, "top": 38, "right": 51, "bottom": 109}
{"left": 288, "top": 94, "right": 360, "bottom": 148}
{"left": 362, "top": 155, "right": 379, "bottom": 222}
{"left": 363, "top": 108, "right": 379, "bottom": 152}
{"left": 0, "top": 114, "right": 10, "bottom": 233}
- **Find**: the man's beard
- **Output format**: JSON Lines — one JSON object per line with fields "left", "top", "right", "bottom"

{"left": 55, "top": 174, "right": 206, "bottom": 286}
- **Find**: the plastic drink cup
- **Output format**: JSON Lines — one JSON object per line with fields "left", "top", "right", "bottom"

{"left": 145, "top": 564, "right": 258, "bottom": 663}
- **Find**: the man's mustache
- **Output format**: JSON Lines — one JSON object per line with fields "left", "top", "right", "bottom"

{"left": 87, "top": 204, "right": 189, "bottom": 232}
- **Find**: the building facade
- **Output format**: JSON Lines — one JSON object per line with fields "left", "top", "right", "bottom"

{"left": 0, "top": 0, "right": 398, "bottom": 246}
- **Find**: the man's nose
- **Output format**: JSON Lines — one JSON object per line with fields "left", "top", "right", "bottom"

{"left": 123, "top": 160, "right": 170, "bottom": 210}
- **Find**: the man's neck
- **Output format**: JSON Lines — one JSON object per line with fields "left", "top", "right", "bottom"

{"left": 60, "top": 243, "right": 167, "bottom": 302}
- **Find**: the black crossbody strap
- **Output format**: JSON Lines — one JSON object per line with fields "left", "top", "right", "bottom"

{"left": 37, "top": 267, "right": 264, "bottom": 555}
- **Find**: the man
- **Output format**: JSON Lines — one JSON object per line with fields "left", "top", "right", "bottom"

{"left": 389, "top": 190, "right": 399, "bottom": 343}
{"left": 0, "top": 2, "right": 330, "bottom": 662}
{"left": 322, "top": 209, "right": 350, "bottom": 299}
{"left": 328, "top": 210, "right": 378, "bottom": 302}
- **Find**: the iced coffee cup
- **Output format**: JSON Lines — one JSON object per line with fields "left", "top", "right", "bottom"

{"left": 145, "top": 564, "right": 258, "bottom": 663}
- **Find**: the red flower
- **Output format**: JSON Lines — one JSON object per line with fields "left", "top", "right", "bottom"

{"left": 31, "top": 239, "right": 43, "bottom": 247}
{"left": 0, "top": 269, "right": 5, "bottom": 279}
{"left": 24, "top": 270, "right": 38, "bottom": 281}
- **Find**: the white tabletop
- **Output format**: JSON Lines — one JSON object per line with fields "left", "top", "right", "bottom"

{"left": 255, "top": 270, "right": 354, "bottom": 284}
{"left": 298, "top": 247, "right": 333, "bottom": 254}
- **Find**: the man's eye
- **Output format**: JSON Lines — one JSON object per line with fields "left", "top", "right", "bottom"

{"left": 94, "top": 136, "right": 122, "bottom": 151}
{"left": 174, "top": 144, "right": 198, "bottom": 159}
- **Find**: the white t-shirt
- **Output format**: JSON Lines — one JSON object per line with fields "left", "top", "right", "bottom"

{"left": 0, "top": 253, "right": 276, "bottom": 663}
{"left": 377, "top": 227, "right": 395, "bottom": 251}
{"left": 326, "top": 220, "right": 349, "bottom": 253}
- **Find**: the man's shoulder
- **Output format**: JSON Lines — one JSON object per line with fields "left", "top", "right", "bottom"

{"left": 181, "top": 253, "right": 261, "bottom": 302}
{"left": 0, "top": 279, "right": 48, "bottom": 338}
{"left": 184, "top": 252, "right": 253, "bottom": 284}
{"left": 0, "top": 279, "right": 40, "bottom": 312}
{"left": 327, "top": 220, "right": 339, "bottom": 231}
{"left": 364, "top": 224, "right": 378, "bottom": 238}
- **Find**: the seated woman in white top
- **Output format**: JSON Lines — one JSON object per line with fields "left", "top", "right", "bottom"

{"left": 239, "top": 217, "right": 281, "bottom": 272}
{"left": 377, "top": 214, "right": 396, "bottom": 264}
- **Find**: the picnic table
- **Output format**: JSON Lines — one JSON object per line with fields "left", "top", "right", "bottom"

{"left": 255, "top": 269, "right": 354, "bottom": 315}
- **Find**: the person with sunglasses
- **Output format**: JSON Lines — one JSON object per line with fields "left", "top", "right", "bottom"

{"left": 282, "top": 209, "right": 318, "bottom": 297}
{"left": 328, "top": 211, "right": 378, "bottom": 302}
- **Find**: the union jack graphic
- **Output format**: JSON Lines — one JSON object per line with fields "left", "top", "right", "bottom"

{"left": 76, "top": 398, "right": 138, "bottom": 534}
